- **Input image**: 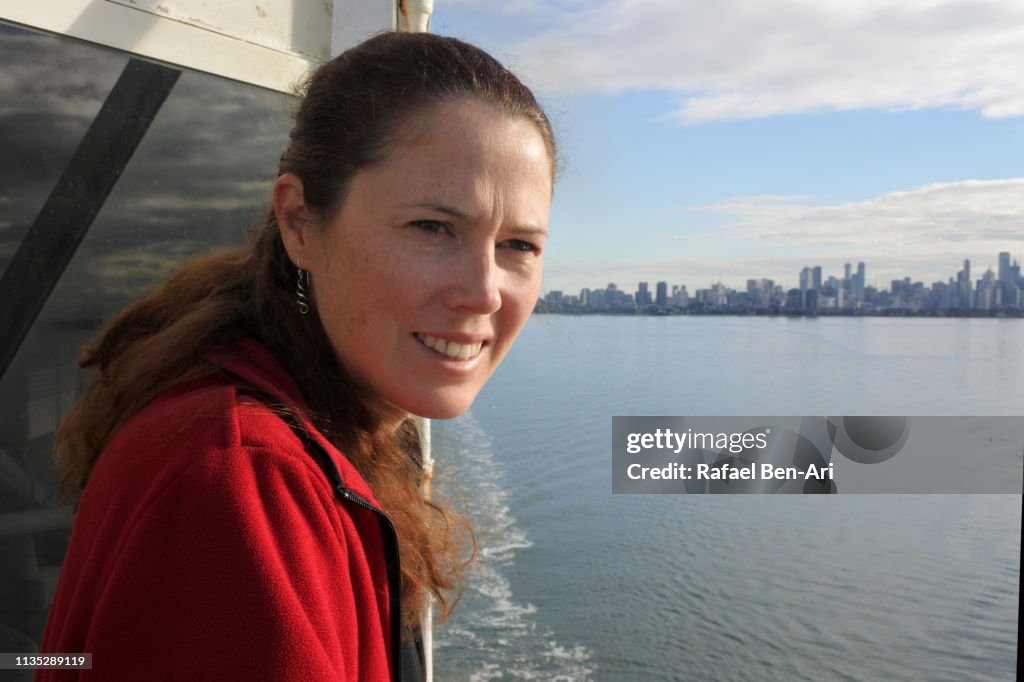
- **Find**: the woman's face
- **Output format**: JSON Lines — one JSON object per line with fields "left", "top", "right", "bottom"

{"left": 293, "top": 100, "right": 552, "bottom": 425}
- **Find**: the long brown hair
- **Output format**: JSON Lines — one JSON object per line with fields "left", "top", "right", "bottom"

{"left": 54, "top": 31, "right": 557, "bottom": 628}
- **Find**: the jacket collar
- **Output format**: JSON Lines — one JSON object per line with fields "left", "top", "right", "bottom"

{"left": 208, "top": 337, "right": 384, "bottom": 508}
{"left": 214, "top": 337, "right": 309, "bottom": 408}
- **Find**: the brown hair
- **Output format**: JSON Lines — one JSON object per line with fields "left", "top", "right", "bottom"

{"left": 54, "top": 31, "right": 556, "bottom": 629}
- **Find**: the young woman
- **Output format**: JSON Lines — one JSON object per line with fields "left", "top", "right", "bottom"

{"left": 37, "top": 31, "right": 556, "bottom": 681}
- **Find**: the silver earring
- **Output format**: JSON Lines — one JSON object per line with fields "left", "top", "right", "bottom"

{"left": 296, "top": 261, "right": 310, "bottom": 315}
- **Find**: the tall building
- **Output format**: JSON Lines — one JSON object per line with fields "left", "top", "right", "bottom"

{"left": 805, "top": 289, "right": 819, "bottom": 313}
{"left": 786, "top": 288, "right": 803, "bottom": 311}
{"left": 812, "top": 266, "right": 822, "bottom": 291}
{"left": 1007, "top": 258, "right": 1022, "bottom": 308}
{"left": 709, "top": 283, "right": 728, "bottom": 307}
{"left": 636, "top": 281, "right": 650, "bottom": 306}
{"left": 799, "top": 267, "right": 812, "bottom": 293}
{"left": 978, "top": 269, "right": 997, "bottom": 310}
{"left": 655, "top": 281, "right": 668, "bottom": 306}
{"left": 998, "top": 252, "right": 1011, "bottom": 284}
{"left": 855, "top": 262, "right": 866, "bottom": 301}
{"left": 957, "top": 260, "right": 972, "bottom": 308}
{"left": 934, "top": 279, "right": 955, "bottom": 309}
{"left": 605, "top": 283, "right": 626, "bottom": 306}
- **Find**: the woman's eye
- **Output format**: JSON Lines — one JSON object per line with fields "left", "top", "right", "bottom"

{"left": 412, "top": 220, "right": 451, "bottom": 235}
{"left": 502, "top": 239, "right": 541, "bottom": 255}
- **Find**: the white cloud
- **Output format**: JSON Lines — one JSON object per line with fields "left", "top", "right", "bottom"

{"left": 695, "top": 178, "right": 1024, "bottom": 285}
{"left": 510, "top": 0, "right": 1024, "bottom": 122}
{"left": 545, "top": 178, "right": 1024, "bottom": 290}
{"left": 695, "top": 178, "right": 1024, "bottom": 249}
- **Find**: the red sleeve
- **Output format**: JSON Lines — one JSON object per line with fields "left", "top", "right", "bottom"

{"left": 68, "top": 446, "right": 391, "bottom": 681}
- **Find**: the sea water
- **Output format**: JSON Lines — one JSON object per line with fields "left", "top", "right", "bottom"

{"left": 432, "top": 316, "right": 1022, "bottom": 681}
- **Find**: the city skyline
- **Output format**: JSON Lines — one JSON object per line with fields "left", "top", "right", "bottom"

{"left": 536, "top": 236, "right": 1024, "bottom": 294}
{"left": 539, "top": 250, "right": 1024, "bottom": 314}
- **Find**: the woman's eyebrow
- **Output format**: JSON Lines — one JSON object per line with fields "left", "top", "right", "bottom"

{"left": 401, "top": 201, "right": 471, "bottom": 219}
{"left": 402, "top": 202, "right": 548, "bottom": 235}
{"left": 507, "top": 225, "right": 548, "bottom": 237}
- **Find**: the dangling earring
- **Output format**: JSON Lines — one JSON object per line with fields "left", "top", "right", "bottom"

{"left": 296, "top": 261, "right": 310, "bottom": 315}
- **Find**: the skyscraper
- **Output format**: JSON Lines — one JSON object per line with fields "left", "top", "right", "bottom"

{"left": 998, "top": 252, "right": 1011, "bottom": 284}
{"left": 799, "top": 267, "right": 811, "bottom": 293}
{"left": 957, "top": 260, "right": 972, "bottom": 308}
{"left": 655, "top": 281, "right": 668, "bottom": 306}
{"left": 636, "top": 282, "right": 650, "bottom": 306}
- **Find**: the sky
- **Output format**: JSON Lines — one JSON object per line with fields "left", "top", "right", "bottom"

{"left": 429, "top": 0, "right": 1024, "bottom": 294}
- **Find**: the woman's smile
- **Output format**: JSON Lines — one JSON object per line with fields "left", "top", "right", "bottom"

{"left": 414, "top": 332, "right": 486, "bottom": 361}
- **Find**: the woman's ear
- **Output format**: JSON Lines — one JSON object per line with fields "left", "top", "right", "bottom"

{"left": 273, "top": 173, "right": 317, "bottom": 267}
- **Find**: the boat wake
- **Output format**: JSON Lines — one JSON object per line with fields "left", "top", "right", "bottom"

{"left": 430, "top": 412, "right": 595, "bottom": 681}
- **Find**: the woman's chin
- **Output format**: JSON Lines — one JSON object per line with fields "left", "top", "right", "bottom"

{"left": 412, "top": 404, "right": 473, "bottom": 422}
{"left": 402, "top": 392, "right": 478, "bottom": 422}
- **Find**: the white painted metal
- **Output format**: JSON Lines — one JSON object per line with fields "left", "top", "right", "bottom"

{"left": 398, "top": 0, "right": 433, "bottom": 33}
{"left": 106, "top": 0, "right": 331, "bottom": 60}
{"left": 397, "top": 5, "right": 436, "bottom": 679}
{"left": 0, "top": 0, "right": 316, "bottom": 92}
{"left": 0, "top": 0, "right": 402, "bottom": 92}
{"left": 415, "top": 415, "right": 434, "bottom": 682}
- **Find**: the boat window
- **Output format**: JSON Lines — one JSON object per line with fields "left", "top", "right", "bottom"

{"left": 0, "top": 20, "right": 294, "bottom": 652}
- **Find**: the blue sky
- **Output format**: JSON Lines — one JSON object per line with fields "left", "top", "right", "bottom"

{"left": 431, "top": 0, "right": 1024, "bottom": 294}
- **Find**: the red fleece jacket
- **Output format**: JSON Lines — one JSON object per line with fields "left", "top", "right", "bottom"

{"left": 38, "top": 340, "right": 396, "bottom": 681}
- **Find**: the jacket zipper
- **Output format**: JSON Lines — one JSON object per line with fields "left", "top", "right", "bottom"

{"left": 215, "top": 370, "right": 409, "bottom": 681}
{"left": 337, "top": 486, "right": 404, "bottom": 682}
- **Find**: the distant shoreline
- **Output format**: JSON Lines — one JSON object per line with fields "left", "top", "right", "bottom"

{"left": 533, "top": 307, "right": 1023, "bottom": 318}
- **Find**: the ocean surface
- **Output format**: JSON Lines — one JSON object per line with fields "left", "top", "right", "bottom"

{"left": 430, "top": 316, "right": 1022, "bottom": 681}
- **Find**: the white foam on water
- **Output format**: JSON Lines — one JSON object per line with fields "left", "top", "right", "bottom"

{"left": 430, "top": 412, "right": 596, "bottom": 681}
{"left": 468, "top": 662, "right": 502, "bottom": 682}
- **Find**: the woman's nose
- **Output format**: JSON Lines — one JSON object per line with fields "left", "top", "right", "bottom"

{"left": 443, "top": 248, "right": 502, "bottom": 314}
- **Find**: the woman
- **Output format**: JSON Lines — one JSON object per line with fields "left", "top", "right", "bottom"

{"left": 37, "top": 31, "right": 555, "bottom": 681}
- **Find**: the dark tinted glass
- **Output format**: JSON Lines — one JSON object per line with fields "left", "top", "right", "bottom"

{"left": 0, "top": 22, "right": 293, "bottom": 654}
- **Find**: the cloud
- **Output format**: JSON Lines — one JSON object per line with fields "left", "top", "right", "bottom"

{"left": 509, "top": 0, "right": 1024, "bottom": 122}
{"left": 694, "top": 178, "right": 1024, "bottom": 250}
{"left": 687, "top": 178, "right": 1024, "bottom": 285}
{"left": 545, "top": 178, "right": 1024, "bottom": 290}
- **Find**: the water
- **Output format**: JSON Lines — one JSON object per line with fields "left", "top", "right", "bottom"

{"left": 431, "top": 316, "right": 1022, "bottom": 681}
